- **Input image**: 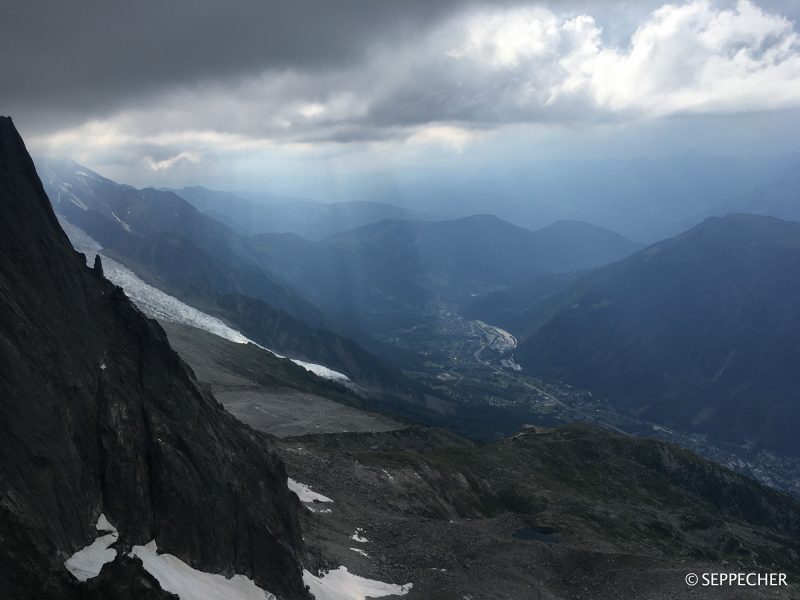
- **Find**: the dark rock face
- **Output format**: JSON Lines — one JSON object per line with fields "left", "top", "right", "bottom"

{"left": 282, "top": 423, "right": 800, "bottom": 598}
{"left": 92, "top": 253, "right": 103, "bottom": 275}
{"left": 81, "top": 558, "right": 178, "bottom": 600}
{"left": 0, "top": 116, "right": 309, "bottom": 598}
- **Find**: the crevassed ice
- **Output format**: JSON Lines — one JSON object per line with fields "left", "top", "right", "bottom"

{"left": 130, "top": 541, "right": 277, "bottom": 600}
{"left": 101, "top": 256, "right": 253, "bottom": 345}
{"left": 64, "top": 514, "right": 119, "bottom": 581}
{"left": 57, "top": 218, "right": 350, "bottom": 382}
{"left": 303, "top": 567, "right": 412, "bottom": 600}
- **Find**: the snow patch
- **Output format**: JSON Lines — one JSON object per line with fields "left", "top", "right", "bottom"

{"left": 350, "top": 528, "right": 369, "bottom": 543}
{"left": 110, "top": 210, "right": 132, "bottom": 232}
{"left": 291, "top": 359, "right": 350, "bottom": 382}
{"left": 96, "top": 514, "right": 116, "bottom": 533}
{"left": 303, "top": 567, "right": 411, "bottom": 600}
{"left": 64, "top": 190, "right": 88, "bottom": 210}
{"left": 287, "top": 478, "right": 333, "bottom": 503}
{"left": 130, "top": 541, "right": 277, "bottom": 600}
{"left": 64, "top": 514, "right": 119, "bottom": 582}
{"left": 349, "top": 548, "right": 370, "bottom": 558}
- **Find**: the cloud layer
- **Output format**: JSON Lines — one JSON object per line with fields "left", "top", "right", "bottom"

{"left": 4, "top": 1, "right": 798, "bottom": 179}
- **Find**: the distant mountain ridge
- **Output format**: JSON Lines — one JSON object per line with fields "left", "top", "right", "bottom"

{"left": 39, "top": 156, "right": 640, "bottom": 339}
{"left": 37, "top": 157, "right": 450, "bottom": 408}
{"left": 515, "top": 213, "right": 800, "bottom": 454}
{"left": 662, "top": 161, "right": 800, "bottom": 234}
{"left": 38, "top": 157, "right": 281, "bottom": 281}
{"left": 327, "top": 214, "right": 639, "bottom": 280}
{"left": 173, "top": 184, "right": 441, "bottom": 240}
{"left": 250, "top": 214, "right": 641, "bottom": 331}
{"left": 338, "top": 154, "right": 798, "bottom": 242}
{"left": 710, "top": 161, "right": 800, "bottom": 223}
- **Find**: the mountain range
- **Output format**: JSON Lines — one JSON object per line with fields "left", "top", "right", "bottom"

{"left": 247, "top": 214, "right": 640, "bottom": 332}
{"left": 512, "top": 214, "right": 800, "bottom": 455}
{"left": 336, "top": 154, "right": 799, "bottom": 242}
{"left": 38, "top": 155, "right": 641, "bottom": 341}
{"left": 173, "top": 185, "right": 440, "bottom": 240}
{"left": 37, "top": 159, "right": 399, "bottom": 371}
{"left": 5, "top": 116, "right": 800, "bottom": 598}
{"left": 708, "top": 161, "right": 800, "bottom": 224}
{"left": 36, "top": 152, "right": 800, "bottom": 463}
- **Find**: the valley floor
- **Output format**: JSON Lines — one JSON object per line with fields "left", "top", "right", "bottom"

{"left": 387, "top": 304, "right": 800, "bottom": 497}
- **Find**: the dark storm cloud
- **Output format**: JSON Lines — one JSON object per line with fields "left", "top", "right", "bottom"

{"left": 6, "top": 0, "right": 665, "bottom": 130}
{"left": 1, "top": 0, "right": 523, "bottom": 129}
{"left": 4, "top": 0, "right": 800, "bottom": 186}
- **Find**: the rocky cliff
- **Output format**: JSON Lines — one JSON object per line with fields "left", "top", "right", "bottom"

{"left": 0, "top": 116, "right": 309, "bottom": 598}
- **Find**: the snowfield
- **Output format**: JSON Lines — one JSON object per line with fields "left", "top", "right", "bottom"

{"left": 64, "top": 515, "right": 411, "bottom": 599}
{"left": 303, "top": 567, "right": 412, "bottom": 600}
{"left": 287, "top": 478, "right": 334, "bottom": 503}
{"left": 64, "top": 514, "right": 119, "bottom": 582}
{"left": 130, "top": 541, "right": 277, "bottom": 600}
{"left": 57, "top": 218, "right": 350, "bottom": 382}
{"left": 291, "top": 359, "right": 351, "bottom": 382}
{"left": 308, "top": 506, "right": 333, "bottom": 514}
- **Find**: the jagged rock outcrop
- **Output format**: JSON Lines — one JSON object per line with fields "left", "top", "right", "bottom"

{"left": 0, "top": 116, "right": 309, "bottom": 598}
{"left": 92, "top": 253, "right": 103, "bottom": 276}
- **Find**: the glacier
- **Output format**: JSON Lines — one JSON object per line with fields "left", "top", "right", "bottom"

{"left": 58, "top": 218, "right": 350, "bottom": 382}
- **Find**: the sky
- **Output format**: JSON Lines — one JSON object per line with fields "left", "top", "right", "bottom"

{"left": 2, "top": 0, "right": 800, "bottom": 195}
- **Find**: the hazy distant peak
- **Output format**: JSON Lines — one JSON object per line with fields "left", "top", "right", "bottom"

{"left": 684, "top": 212, "right": 800, "bottom": 242}
{"left": 536, "top": 219, "right": 632, "bottom": 236}
{"left": 34, "top": 155, "right": 118, "bottom": 188}
{"left": 454, "top": 213, "right": 503, "bottom": 222}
